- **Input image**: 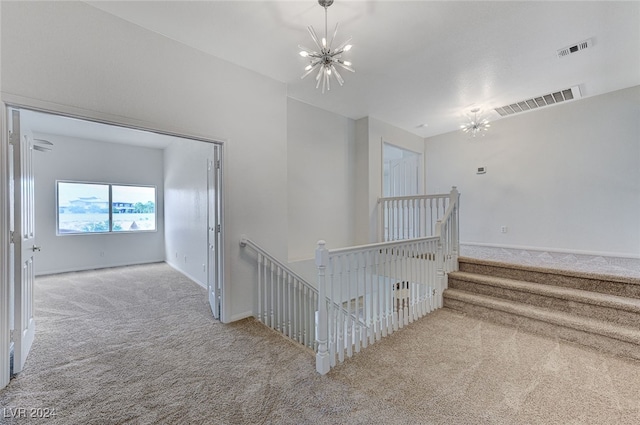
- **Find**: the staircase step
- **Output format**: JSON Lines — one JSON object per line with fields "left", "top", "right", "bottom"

{"left": 444, "top": 289, "right": 640, "bottom": 360}
{"left": 449, "top": 271, "right": 640, "bottom": 328}
{"left": 458, "top": 257, "right": 640, "bottom": 299}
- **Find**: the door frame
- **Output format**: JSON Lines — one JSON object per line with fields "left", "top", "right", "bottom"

{"left": 0, "top": 103, "right": 11, "bottom": 388}
{"left": 0, "top": 96, "right": 227, "bottom": 389}
{"left": 207, "top": 145, "right": 224, "bottom": 319}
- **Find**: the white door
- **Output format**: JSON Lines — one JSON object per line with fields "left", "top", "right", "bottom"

{"left": 8, "top": 108, "right": 37, "bottom": 374}
{"left": 388, "top": 155, "right": 419, "bottom": 197}
{"left": 207, "top": 145, "right": 223, "bottom": 319}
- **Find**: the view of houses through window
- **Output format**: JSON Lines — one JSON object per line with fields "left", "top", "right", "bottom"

{"left": 57, "top": 181, "right": 156, "bottom": 234}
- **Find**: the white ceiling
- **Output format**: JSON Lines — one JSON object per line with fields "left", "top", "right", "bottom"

{"left": 69, "top": 1, "right": 640, "bottom": 139}
{"left": 84, "top": 0, "right": 640, "bottom": 138}
{"left": 23, "top": 109, "right": 181, "bottom": 149}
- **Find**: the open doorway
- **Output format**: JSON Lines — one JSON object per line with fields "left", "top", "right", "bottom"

{"left": 382, "top": 142, "right": 422, "bottom": 197}
{"left": 2, "top": 106, "right": 224, "bottom": 383}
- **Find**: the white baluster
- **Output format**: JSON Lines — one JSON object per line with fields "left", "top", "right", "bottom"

{"left": 368, "top": 250, "right": 376, "bottom": 346}
{"left": 351, "top": 253, "right": 359, "bottom": 353}
{"left": 392, "top": 247, "right": 399, "bottom": 330}
{"left": 417, "top": 198, "right": 422, "bottom": 238}
{"left": 413, "top": 199, "right": 417, "bottom": 238}
{"left": 292, "top": 280, "right": 298, "bottom": 343}
{"left": 308, "top": 288, "right": 312, "bottom": 349}
{"left": 385, "top": 247, "right": 393, "bottom": 336}
{"left": 263, "top": 258, "right": 268, "bottom": 326}
{"left": 286, "top": 274, "right": 292, "bottom": 339}
{"left": 422, "top": 240, "right": 429, "bottom": 316}
{"left": 404, "top": 247, "right": 409, "bottom": 323}
{"left": 298, "top": 283, "right": 302, "bottom": 344}
{"left": 402, "top": 199, "right": 407, "bottom": 240}
{"left": 361, "top": 252, "right": 369, "bottom": 349}
{"left": 341, "top": 256, "right": 351, "bottom": 358}
{"left": 383, "top": 200, "right": 388, "bottom": 242}
{"left": 303, "top": 283, "right": 308, "bottom": 346}
{"left": 409, "top": 242, "right": 415, "bottom": 323}
{"left": 376, "top": 250, "right": 383, "bottom": 342}
{"left": 331, "top": 257, "right": 338, "bottom": 363}
{"left": 389, "top": 200, "right": 393, "bottom": 241}
{"left": 314, "top": 292, "right": 319, "bottom": 351}
{"left": 267, "top": 260, "right": 273, "bottom": 328}
{"left": 275, "top": 266, "right": 281, "bottom": 332}
{"left": 257, "top": 253, "right": 263, "bottom": 323}
{"left": 415, "top": 241, "right": 421, "bottom": 319}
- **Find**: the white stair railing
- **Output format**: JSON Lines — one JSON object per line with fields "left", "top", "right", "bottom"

{"left": 240, "top": 237, "right": 367, "bottom": 353}
{"left": 241, "top": 237, "right": 318, "bottom": 349}
{"left": 379, "top": 188, "right": 457, "bottom": 242}
{"left": 316, "top": 187, "right": 460, "bottom": 374}
{"left": 241, "top": 187, "right": 459, "bottom": 375}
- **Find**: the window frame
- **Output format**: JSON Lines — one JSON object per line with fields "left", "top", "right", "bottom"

{"left": 56, "top": 180, "right": 157, "bottom": 236}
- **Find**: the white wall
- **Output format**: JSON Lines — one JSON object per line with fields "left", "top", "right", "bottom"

{"left": 287, "top": 98, "right": 356, "bottom": 260}
{"left": 33, "top": 134, "right": 165, "bottom": 275}
{"left": 425, "top": 85, "right": 640, "bottom": 257}
{"left": 1, "top": 1, "right": 288, "bottom": 323}
{"left": 355, "top": 117, "right": 426, "bottom": 244}
{"left": 164, "top": 139, "right": 217, "bottom": 286}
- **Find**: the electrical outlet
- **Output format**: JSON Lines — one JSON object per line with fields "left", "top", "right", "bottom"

{"left": 202, "top": 264, "right": 206, "bottom": 272}
{"left": 100, "top": 251, "right": 104, "bottom": 257}
{"left": 184, "top": 255, "right": 187, "bottom": 263}
{"left": 501, "top": 226, "right": 508, "bottom": 233}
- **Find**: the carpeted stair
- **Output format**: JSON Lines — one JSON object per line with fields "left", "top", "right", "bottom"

{"left": 444, "top": 257, "right": 640, "bottom": 360}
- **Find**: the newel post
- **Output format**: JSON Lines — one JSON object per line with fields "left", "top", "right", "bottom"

{"left": 449, "top": 186, "right": 460, "bottom": 269}
{"left": 435, "top": 221, "right": 446, "bottom": 309}
{"left": 315, "top": 240, "right": 330, "bottom": 375}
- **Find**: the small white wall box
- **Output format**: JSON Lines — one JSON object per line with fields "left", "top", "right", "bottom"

{"left": 477, "top": 167, "right": 486, "bottom": 174}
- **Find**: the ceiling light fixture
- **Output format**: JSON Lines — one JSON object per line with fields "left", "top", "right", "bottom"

{"left": 299, "top": 0, "right": 354, "bottom": 93}
{"left": 460, "top": 108, "right": 490, "bottom": 137}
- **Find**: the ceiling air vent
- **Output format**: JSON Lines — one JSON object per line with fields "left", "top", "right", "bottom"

{"left": 494, "top": 86, "right": 582, "bottom": 117}
{"left": 557, "top": 38, "right": 592, "bottom": 58}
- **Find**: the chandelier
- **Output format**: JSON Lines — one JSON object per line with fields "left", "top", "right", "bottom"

{"left": 298, "top": 0, "right": 354, "bottom": 93}
{"left": 460, "top": 108, "right": 491, "bottom": 137}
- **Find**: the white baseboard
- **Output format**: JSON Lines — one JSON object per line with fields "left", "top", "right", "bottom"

{"left": 165, "top": 261, "right": 206, "bottom": 289}
{"left": 461, "top": 241, "right": 640, "bottom": 260}
{"left": 36, "top": 259, "right": 165, "bottom": 277}
{"left": 229, "top": 310, "right": 253, "bottom": 323}
{"left": 460, "top": 242, "right": 640, "bottom": 277}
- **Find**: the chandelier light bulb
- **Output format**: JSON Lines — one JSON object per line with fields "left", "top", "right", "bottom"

{"left": 461, "top": 108, "right": 491, "bottom": 137}
{"left": 299, "top": 0, "right": 355, "bottom": 93}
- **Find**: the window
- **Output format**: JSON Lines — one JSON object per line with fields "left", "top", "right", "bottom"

{"left": 57, "top": 181, "right": 156, "bottom": 234}
{"left": 111, "top": 185, "right": 156, "bottom": 232}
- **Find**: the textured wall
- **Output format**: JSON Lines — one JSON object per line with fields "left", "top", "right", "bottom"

{"left": 33, "top": 133, "right": 165, "bottom": 275}
{"left": 2, "top": 1, "right": 287, "bottom": 322}
{"left": 426, "top": 86, "right": 640, "bottom": 257}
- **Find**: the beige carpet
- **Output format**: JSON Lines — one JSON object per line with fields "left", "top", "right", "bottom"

{"left": 1, "top": 262, "right": 640, "bottom": 424}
